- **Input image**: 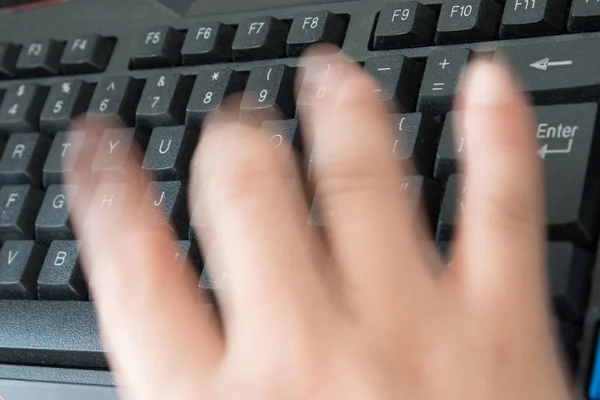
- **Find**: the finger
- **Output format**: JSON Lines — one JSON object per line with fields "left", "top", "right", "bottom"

{"left": 190, "top": 110, "right": 331, "bottom": 350}
{"left": 65, "top": 119, "right": 223, "bottom": 399}
{"left": 297, "top": 48, "right": 436, "bottom": 325}
{"left": 451, "top": 61, "right": 547, "bottom": 315}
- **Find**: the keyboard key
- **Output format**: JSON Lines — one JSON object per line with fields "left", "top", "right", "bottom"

{"left": 0, "top": 43, "right": 20, "bottom": 78}
{"left": 548, "top": 243, "right": 592, "bottom": 320}
{"left": 42, "top": 131, "right": 86, "bottom": 188}
{"left": 136, "top": 73, "right": 193, "bottom": 128}
{"left": 91, "top": 128, "right": 141, "bottom": 175}
{"left": 435, "top": 0, "right": 501, "bottom": 44}
{"left": 186, "top": 68, "right": 246, "bottom": 128}
{"left": 37, "top": 240, "right": 86, "bottom": 301}
{"left": 88, "top": 77, "right": 142, "bottom": 126}
{"left": 568, "top": 0, "right": 600, "bottom": 32}
{"left": 417, "top": 49, "right": 472, "bottom": 114}
{"left": 130, "top": 26, "right": 184, "bottom": 69}
{"left": 60, "top": 34, "right": 114, "bottom": 74}
{"left": 390, "top": 113, "right": 440, "bottom": 176}
{"left": 0, "top": 133, "right": 50, "bottom": 186}
{"left": 400, "top": 175, "right": 442, "bottom": 229}
{"left": 142, "top": 126, "right": 197, "bottom": 181}
{"left": 15, "top": 39, "right": 64, "bottom": 77}
{"left": 364, "top": 55, "right": 423, "bottom": 112}
{"left": 372, "top": 1, "right": 437, "bottom": 49}
{"left": 261, "top": 119, "right": 301, "bottom": 155}
{"left": 141, "top": 180, "right": 188, "bottom": 238}
{"left": 232, "top": 17, "right": 289, "bottom": 61}
{"left": 436, "top": 174, "right": 463, "bottom": 240}
{"left": 174, "top": 240, "right": 202, "bottom": 269}
{"left": 0, "top": 185, "right": 43, "bottom": 241}
{"left": 500, "top": 0, "right": 568, "bottom": 38}
{"left": 39, "top": 80, "right": 94, "bottom": 134}
{"left": 286, "top": 11, "right": 348, "bottom": 57}
{"left": 35, "top": 185, "right": 73, "bottom": 244}
{"left": 241, "top": 65, "right": 295, "bottom": 118}
{"left": 434, "top": 112, "right": 463, "bottom": 180}
{"left": 0, "top": 240, "right": 46, "bottom": 300}
{"left": 181, "top": 23, "right": 235, "bottom": 65}
{"left": 0, "top": 83, "right": 48, "bottom": 133}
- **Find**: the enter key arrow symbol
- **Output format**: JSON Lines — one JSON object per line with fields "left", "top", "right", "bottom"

{"left": 538, "top": 139, "right": 574, "bottom": 159}
{"left": 530, "top": 58, "right": 573, "bottom": 71}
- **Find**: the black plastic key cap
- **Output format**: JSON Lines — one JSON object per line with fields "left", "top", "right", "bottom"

{"left": 88, "top": 77, "right": 142, "bottom": 126}
{"left": 436, "top": 174, "right": 463, "bottom": 240}
{"left": 0, "top": 83, "right": 48, "bottom": 133}
{"left": 141, "top": 180, "right": 188, "bottom": 238}
{"left": 40, "top": 80, "right": 94, "bottom": 134}
{"left": 0, "top": 185, "right": 43, "bottom": 241}
{"left": 0, "top": 133, "right": 50, "bottom": 186}
{"left": 261, "top": 119, "right": 300, "bottom": 154}
{"left": 364, "top": 55, "right": 423, "bottom": 112}
{"left": 60, "top": 34, "right": 114, "bottom": 74}
{"left": 91, "top": 128, "right": 140, "bottom": 174}
{"left": 390, "top": 113, "right": 440, "bottom": 176}
{"left": 434, "top": 112, "right": 464, "bottom": 180}
{"left": 0, "top": 44, "right": 20, "bottom": 78}
{"left": 142, "top": 126, "right": 196, "bottom": 181}
{"left": 500, "top": 0, "right": 568, "bottom": 38}
{"left": 569, "top": 0, "right": 600, "bottom": 32}
{"left": 241, "top": 65, "right": 295, "bottom": 119}
{"left": 136, "top": 73, "right": 193, "bottom": 128}
{"left": 42, "top": 131, "right": 85, "bottom": 188}
{"left": 286, "top": 11, "right": 347, "bottom": 57}
{"left": 417, "top": 49, "right": 471, "bottom": 114}
{"left": 35, "top": 185, "right": 73, "bottom": 244}
{"left": 186, "top": 69, "right": 245, "bottom": 128}
{"left": 131, "top": 26, "right": 183, "bottom": 69}
{"left": 37, "top": 240, "right": 86, "bottom": 301}
{"left": 0, "top": 240, "right": 46, "bottom": 300}
{"left": 181, "top": 23, "right": 235, "bottom": 65}
{"left": 15, "top": 39, "right": 64, "bottom": 77}
{"left": 373, "top": 1, "right": 437, "bottom": 49}
{"left": 232, "top": 17, "right": 289, "bottom": 61}
{"left": 400, "top": 175, "right": 442, "bottom": 229}
{"left": 435, "top": 0, "right": 501, "bottom": 44}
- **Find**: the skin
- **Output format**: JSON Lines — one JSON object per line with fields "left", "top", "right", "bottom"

{"left": 65, "top": 48, "right": 572, "bottom": 400}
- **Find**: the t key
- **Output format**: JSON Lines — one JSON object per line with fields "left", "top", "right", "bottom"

{"left": 417, "top": 49, "right": 472, "bottom": 114}
{"left": 136, "top": 73, "right": 193, "bottom": 128}
{"left": 88, "top": 77, "right": 142, "bottom": 126}
{"left": 40, "top": 80, "right": 94, "bottom": 134}
{"left": 241, "top": 65, "right": 295, "bottom": 119}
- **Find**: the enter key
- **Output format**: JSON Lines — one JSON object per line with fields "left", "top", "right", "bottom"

{"left": 535, "top": 103, "right": 600, "bottom": 246}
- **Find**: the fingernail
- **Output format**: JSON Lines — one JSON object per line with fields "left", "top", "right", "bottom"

{"left": 463, "top": 60, "right": 519, "bottom": 107}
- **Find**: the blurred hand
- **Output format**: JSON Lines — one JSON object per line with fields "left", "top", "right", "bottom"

{"left": 65, "top": 49, "right": 572, "bottom": 400}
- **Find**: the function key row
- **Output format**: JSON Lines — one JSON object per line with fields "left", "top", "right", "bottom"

{"left": 130, "top": 11, "right": 349, "bottom": 69}
{"left": 0, "top": 35, "right": 115, "bottom": 79}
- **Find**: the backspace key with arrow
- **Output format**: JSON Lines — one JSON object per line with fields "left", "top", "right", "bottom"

{"left": 495, "top": 37, "right": 600, "bottom": 104}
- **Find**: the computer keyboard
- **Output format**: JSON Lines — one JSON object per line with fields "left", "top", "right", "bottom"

{"left": 0, "top": 0, "right": 599, "bottom": 397}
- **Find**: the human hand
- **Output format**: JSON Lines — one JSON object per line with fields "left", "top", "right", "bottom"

{"left": 65, "top": 48, "right": 572, "bottom": 400}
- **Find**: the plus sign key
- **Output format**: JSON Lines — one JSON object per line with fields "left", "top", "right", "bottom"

{"left": 417, "top": 49, "right": 472, "bottom": 114}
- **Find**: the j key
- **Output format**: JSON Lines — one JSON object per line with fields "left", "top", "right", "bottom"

{"left": 37, "top": 240, "right": 86, "bottom": 301}
{"left": 372, "top": 1, "right": 437, "bottom": 49}
{"left": 548, "top": 242, "right": 592, "bottom": 320}
{"left": 181, "top": 23, "right": 235, "bottom": 65}
{"left": 91, "top": 128, "right": 142, "bottom": 175}
{"left": 232, "top": 17, "right": 289, "bottom": 61}
{"left": 42, "top": 131, "right": 86, "bottom": 188}
{"left": 130, "top": 26, "right": 184, "bottom": 69}
{"left": 497, "top": 38, "right": 600, "bottom": 103}
{"left": 400, "top": 175, "right": 442, "bottom": 229}
{"left": 60, "top": 34, "right": 114, "bottom": 74}
{"left": 435, "top": 0, "right": 501, "bottom": 44}
{"left": 436, "top": 174, "right": 464, "bottom": 241}
{"left": 434, "top": 112, "right": 464, "bottom": 180}
{"left": 0, "top": 133, "right": 50, "bottom": 186}
{"left": 136, "top": 73, "right": 193, "bottom": 128}
{"left": 500, "top": 0, "right": 568, "bottom": 38}
{"left": 0, "top": 240, "right": 46, "bottom": 300}
{"left": 0, "top": 83, "right": 48, "bottom": 133}
{"left": 141, "top": 180, "right": 188, "bottom": 238}
{"left": 142, "top": 126, "right": 197, "bottom": 181}
{"left": 35, "top": 185, "right": 73, "bottom": 244}
{"left": 40, "top": 80, "right": 94, "bottom": 134}
{"left": 417, "top": 49, "right": 471, "bottom": 114}
{"left": 88, "top": 77, "right": 142, "bottom": 126}
{"left": 241, "top": 65, "right": 295, "bottom": 119}
{"left": 186, "top": 69, "right": 246, "bottom": 128}
{"left": 390, "top": 113, "right": 440, "bottom": 176}
{"left": 261, "top": 119, "right": 301, "bottom": 159}
{"left": 0, "top": 43, "right": 20, "bottom": 78}
{"left": 569, "top": 0, "right": 600, "bottom": 32}
{"left": 0, "top": 185, "right": 43, "bottom": 241}
{"left": 286, "top": 11, "right": 348, "bottom": 57}
{"left": 364, "top": 56, "right": 423, "bottom": 112}
{"left": 15, "top": 39, "right": 64, "bottom": 77}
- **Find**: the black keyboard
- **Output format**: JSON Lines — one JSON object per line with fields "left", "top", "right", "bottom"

{"left": 1, "top": 0, "right": 600, "bottom": 397}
